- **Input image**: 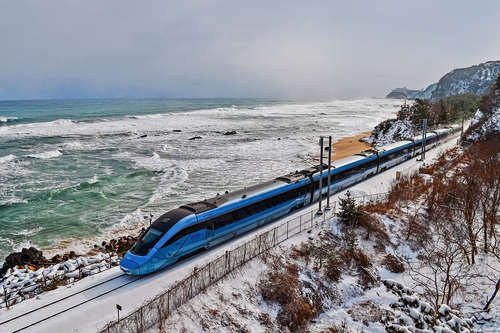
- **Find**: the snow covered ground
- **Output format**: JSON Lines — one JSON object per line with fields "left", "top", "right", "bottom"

{"left": 1, "top": 133, "right": 498, "bottom": 332}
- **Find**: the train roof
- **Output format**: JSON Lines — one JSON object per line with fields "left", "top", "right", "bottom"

{"left": 331, "top": 154, "right": 369, "bottom": 169}
{"left": 377, "top": 140, "right": 413, "bottom": 154}
{"left": 433, "top": 128, "right": 450, "bottom": 135}
{"left": 275, "top": 169, "right": 312, "bottom": 183}
{"left": 411, "top": 134, "right": 424, "bottom": 142}
{"left": 181, "top": 179, "right": 286, "bottom": 213}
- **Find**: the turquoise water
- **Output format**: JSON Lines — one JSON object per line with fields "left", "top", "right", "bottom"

{"left": 0, "top": 98, "right": 399, "bottom": 260}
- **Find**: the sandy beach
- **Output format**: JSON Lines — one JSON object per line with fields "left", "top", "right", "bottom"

{"left": 329, "top": 131, "right": 373, "bottom": 160}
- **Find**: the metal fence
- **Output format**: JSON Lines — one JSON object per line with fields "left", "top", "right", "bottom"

{"left": 100, "top": 138, "right": 468, "bottom": 332}
{"left": 98, "top": 192, "right": 388, "bottom": 333}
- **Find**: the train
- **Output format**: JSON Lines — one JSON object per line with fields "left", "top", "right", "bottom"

{"left": 119, "top": 125, "right": 461, "bottom": 275}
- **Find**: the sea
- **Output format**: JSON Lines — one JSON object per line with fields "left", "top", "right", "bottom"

{"left": 0, "top": 98, "right": 400, "bottom": 261}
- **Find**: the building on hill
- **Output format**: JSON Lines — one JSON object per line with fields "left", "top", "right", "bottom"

{"left": 397, "top": 100, "right": 412, "bottom": 120}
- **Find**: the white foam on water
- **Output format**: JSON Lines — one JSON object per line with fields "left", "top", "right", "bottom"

{"left": 11, "top": 227, "right": 44, "bottom": 237}
{"left": 0, "top": 116, "right": 19, "bottom": 123}
{"left": 0, "top": 154, "right": 17, "bottom": 164}
{"left": 26, "top": 150, "right": 62, "bottom": 159}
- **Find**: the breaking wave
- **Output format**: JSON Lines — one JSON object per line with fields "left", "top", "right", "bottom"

{"left": 26, "top": 150, "right": 62, "bottom": 159}
{"left": 0, "top": 116, "right": 20, "bottom": 125}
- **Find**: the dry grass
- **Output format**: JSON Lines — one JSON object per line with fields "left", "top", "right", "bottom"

{"left": 382, "top": 253, "right": 405, "bottom": 273}
{"left": 259, "top": 254, "right": 316, "bottom": 332}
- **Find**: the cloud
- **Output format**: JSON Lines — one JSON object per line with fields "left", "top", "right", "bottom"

{"left": 1, "top": 0, "right": 500, "bottom": 100}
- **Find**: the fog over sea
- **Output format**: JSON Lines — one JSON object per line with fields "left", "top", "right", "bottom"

{"left": 0, "top": 98, "right": 400, "bottom": 260}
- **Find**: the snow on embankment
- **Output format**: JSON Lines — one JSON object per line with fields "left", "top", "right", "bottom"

{"left": 0, "top": 252, "right": 119, "bottom": 308}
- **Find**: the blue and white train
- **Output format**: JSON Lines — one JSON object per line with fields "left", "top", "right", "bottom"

{"left": 120, "top": 125, "right": 460, "bottom": 275}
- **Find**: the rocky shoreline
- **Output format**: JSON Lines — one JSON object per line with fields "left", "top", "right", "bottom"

{"left": 0, "top": 229, "right": 145, "bottom": 308}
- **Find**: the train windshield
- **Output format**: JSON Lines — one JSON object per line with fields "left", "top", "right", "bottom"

{"left": 130, "top": 227, "right": 163, "bottom": 256}
{"left": 142, "top": 228, "right": 163, "bottom": 243}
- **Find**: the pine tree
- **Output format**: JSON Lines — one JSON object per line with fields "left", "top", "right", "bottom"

{"left": 337, "top": 190, "right": 367, "bottom": 228}
{"left": 412, "top": 98, "right": 431, "bottom": 125}
{"left": 439, "top": 99, "right": 448, "bottom": 123}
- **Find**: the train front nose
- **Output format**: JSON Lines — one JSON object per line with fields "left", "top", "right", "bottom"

{"left": 120, "top": 256, "right": 140, "bottom": 275}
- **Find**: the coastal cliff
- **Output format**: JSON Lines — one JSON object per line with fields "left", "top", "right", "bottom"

{"left": 387, "top": 60, "right": 500, "bottom": 101}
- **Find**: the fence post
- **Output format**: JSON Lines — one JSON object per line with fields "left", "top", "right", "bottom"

{"left": 286, "top": 221, "right": 289, "bottom": 239}
{"left": 140, "top": 306, "right": 143, "bottom": 332}
{"left": 258, "top": 234, "right": 261, "bottom": 254}
{"left": 300, "top": 215, "right": 302, "bottom": 232}
{"left": 167, "top": 289, "right": 170, "bottom": 315}
{"left": 190, "top": 275, "right": 193, "bottom": 298}
{"left": 243, "top": 242, "right": 246, "bottom": 261}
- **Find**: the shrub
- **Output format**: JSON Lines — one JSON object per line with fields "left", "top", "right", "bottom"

{"left": 277, "top": 296, "right": 314, "bottom": 332}
{"left": 259, "top": 255, "right": 316, "bottom": 332}
{"left": 382, "top": 254, "right": 405, "bottom": 273}
{"left": 259, "top": 264, "right": 299, "bottom": 305}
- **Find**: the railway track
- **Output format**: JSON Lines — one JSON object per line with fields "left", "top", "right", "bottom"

{"left": 0, "top": 271, "right": 145, "bottom": 332}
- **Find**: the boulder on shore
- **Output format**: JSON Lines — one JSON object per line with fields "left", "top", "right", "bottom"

{"left": 1, "top": 247, "right": 46, "bottom": 277}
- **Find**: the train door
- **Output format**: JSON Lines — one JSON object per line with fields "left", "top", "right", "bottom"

{"left": 205, "top": 222, "right": 214, "bottom": 248}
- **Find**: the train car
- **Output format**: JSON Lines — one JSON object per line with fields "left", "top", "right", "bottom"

{"left": 120, "top": 170, "right": 316, "bottom": 274}
{"left": 322, "top": 150, "right": 379, "bottom": 195}
{"left": 120, "top": 125, "right": 458, "bottom": 275}
{"left": 376, "top": 140, "right": 414, "bottom": 171}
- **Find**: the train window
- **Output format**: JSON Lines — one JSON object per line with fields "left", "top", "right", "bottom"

{"left": 162, "top": 224, "right": 204, "bottom": 247}
{"left": 143, "top": 228, "right": 163, "bottom": 243}
{"left": 162, "top": 231, "right": 184, "bottom": 247}
{"left": 130, "top": 227, "right": 163, "bottom": 256}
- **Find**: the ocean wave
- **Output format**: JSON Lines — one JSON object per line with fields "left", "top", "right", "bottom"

{"left": 11, "top": 226, "right": 44, "bottom": 237}
{"left": 50, "top": 119, "right": 74, "bottom": 125}
{"left": 125, "top": 169, "right": 162, "bottom": 179}
{"left": 24, "top": 178, "right": 104, "bottom": 204}
{"left": 0, "top": 197, "right": 29, "bottom": 208}
{"left": 0, "top": 154, "right": 17, "bottom": 164}
{"left": 214, "top": 107, "right": 238, "bottom": 112}
{"left": 126, "top": 113, "right": 165, "bottom": 120}
{"left": 26, "top": 150, "right": 62, "bottom": 159}
{"left": 0, "top": 116, "right": 20, "bottom": 124}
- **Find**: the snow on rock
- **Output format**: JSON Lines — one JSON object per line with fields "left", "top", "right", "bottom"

{"left": 362, "top": 119, "right": 415, "bottom": 147}
{"left": 0, "top": 252, "right": 119, "bottom": 308}
{"left": 465, "top": 107, "right": 500, "bottom": 141}
{"left": 382, "top": 279, "right": 475, "bottom": 333}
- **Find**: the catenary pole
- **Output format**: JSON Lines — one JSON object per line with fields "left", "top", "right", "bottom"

{"left": 317, "top": 137, "right": 324, "bottom": 215}
{"left": 325, "top": 136, "right": 332, "bottom": 210}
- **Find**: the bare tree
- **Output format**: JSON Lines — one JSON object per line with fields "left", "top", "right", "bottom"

{"left": 406, "top": 229, "right": 472, "bottom": 310}
{"left": 483, "top": 239, "right": 500, "bottom": 311}
{"left": 469, "top": 141, "right": 500, "bottom": 253}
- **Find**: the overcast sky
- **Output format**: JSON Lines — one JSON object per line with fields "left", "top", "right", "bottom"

{"left": 1, "top": 0, "right": 499, "bottom": 101}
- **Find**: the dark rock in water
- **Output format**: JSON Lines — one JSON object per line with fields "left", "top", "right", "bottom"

{"left": 50, "top": 254, "right": 63, "bottom": 263}
{"left": 139, "top": 134, "right": 147, "bottom": 138}
{"left": 1, "top": 247, "right": 47, "bottom": 277}
{"left": 224, "top": 130, "right": 237, "bottom": 135}
{"left": 173, "top": 129, "right": 181, "bottom": 132}
{"left": 188, "top": 136, "right": 202, "bottom": 140}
